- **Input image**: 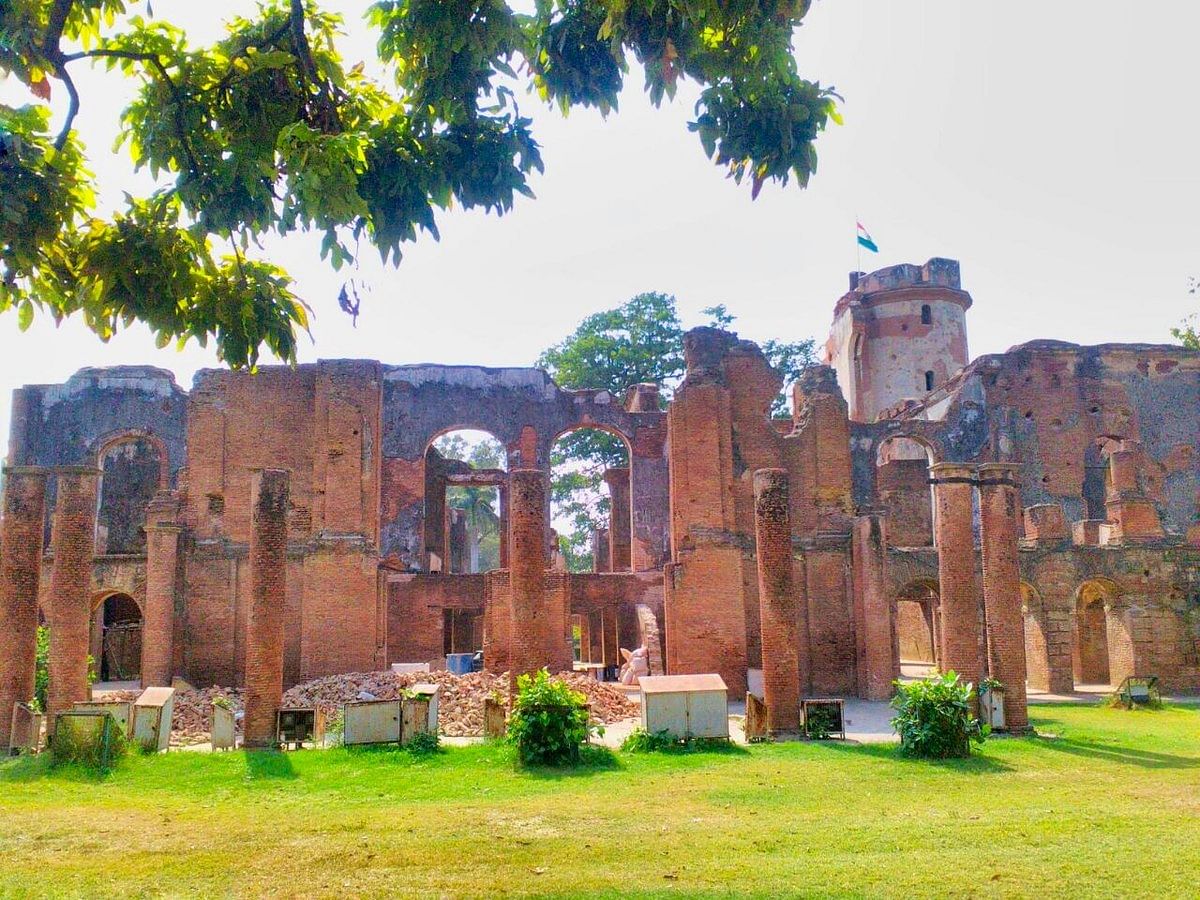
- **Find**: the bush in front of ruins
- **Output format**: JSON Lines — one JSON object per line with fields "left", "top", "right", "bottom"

{"left": 507, "top": 669, "right": 596, "bottom": 766}
{"left": 891, "top": 671, "right": 987, "bottom": 759}
{"left": 49, "top": 715, "right": 127, "bottom": 772}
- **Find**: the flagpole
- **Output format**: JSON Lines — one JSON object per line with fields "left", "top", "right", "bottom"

{"left": 855, "top": 213, "right": 861, "bottom": 275}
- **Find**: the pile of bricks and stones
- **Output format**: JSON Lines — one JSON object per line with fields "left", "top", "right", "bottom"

{"left": 97, "top": 670, "right": 639, "bottom": 747}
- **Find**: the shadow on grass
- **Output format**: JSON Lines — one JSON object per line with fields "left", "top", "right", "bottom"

{"left": 1030, "top": 735, "right": 1200, "bottom": 770}
{"left": 518, "top": 744, "right": 626, "bottom": 780}
{"left": 811, "top": 739, "right": 1015, "bottom": 773}
{"left": 243, "top": 749, "right": 298, "bottom": 780}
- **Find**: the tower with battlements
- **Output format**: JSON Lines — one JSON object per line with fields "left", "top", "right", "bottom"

{"left": 824, "top": 258, "right": 972, "bottom": 423}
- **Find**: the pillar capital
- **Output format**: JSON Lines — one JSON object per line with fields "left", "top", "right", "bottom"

{"left": 928, "top": 461, "right": 978, "bottom": 484}
{"left": 976, "top": 462, "right": 1021, "bottom": 486}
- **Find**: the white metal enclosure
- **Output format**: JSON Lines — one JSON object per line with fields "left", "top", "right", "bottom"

{"left": 639, "top": 674, "right": 728, "bottom": 739}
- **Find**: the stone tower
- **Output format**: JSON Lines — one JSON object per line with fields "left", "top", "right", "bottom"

{"left": 824, "top": 258, "right": 972, "bottom": 423}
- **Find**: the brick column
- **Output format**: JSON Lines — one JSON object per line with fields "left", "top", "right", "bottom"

{"left": 141, "top": 491, "right": 181, "bottom": 688}
{"left": 930, "top": 462, "right": 982, "bottom": 682}
{"left": 46, "top": 467, "right": 100, "bottom": 727}
{"left": 852, "top": 513, "right": 896, "bottom": 700}
{"left": 244, "top": 469, "right": 289, "bottom": 748}
{"left": 601, "top": 606, "right": 621, "bottom": 669}
{"left": 508, "top": 469, "right": 547, "bottom": 691}
{"left": 0, "top": 467, "right": 48, "bottom": 747}
{"left": 752, "top": 470, "right": 803, "bottom": 734}
{"left": 603, "top": 468, "right": 632, "bottom": 572}
{"left": 977, "top": 464, "right": 1029, "bottom": 729}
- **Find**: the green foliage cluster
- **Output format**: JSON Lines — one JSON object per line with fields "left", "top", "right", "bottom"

{"left": 405, "top": 730, "right": 441, "bottom": 754}
{"left": 1174, "top": 279, "right": 1198, "bottom": 349}
{"left": 890, "top": 671, "right": 987, "bottom": 759}
{"left": 32, "top": 624, "right": 49, "bottom": 713}
{"left": 506, "top": 668, "right": 596, "bottom": 765}
{"left": 620, "top": 726, "right": 729, "bottom": 753}
{"left": 49, "top": 713, "right": 128, "bottom": 771}
{"left": 31, "top": 625, "right": 96, "bottom": 712}
{"left": 802, "top": 702, "right": 839, "bottom": 740}
{"left": 2, "top": 0, "right": 836, "bottom": 364}
{"left": 540, "top": 293, "right": 816, "bottom": 568}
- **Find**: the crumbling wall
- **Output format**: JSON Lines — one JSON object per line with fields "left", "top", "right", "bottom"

{"left": 378, "top": 365, "right": 669, "bottom": 572}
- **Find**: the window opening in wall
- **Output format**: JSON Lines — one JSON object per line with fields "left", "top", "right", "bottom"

{"left": 924, "top": 370, "right": 936, "bottom": 392}
{"left": 91, "top": 592, "right": 142, "bottom": 683}
{"left": 550, "top": 426, "right": 632, "bottom": 573}
{"left": 425, "top": 430, "right": 506, "bottom": 574}
{"left": 920, "top": 304, "right": 932, "bottom": 325}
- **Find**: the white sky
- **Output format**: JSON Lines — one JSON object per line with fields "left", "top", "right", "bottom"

{"left": 2, "top": 1, "right": 1197, "bottom": 450}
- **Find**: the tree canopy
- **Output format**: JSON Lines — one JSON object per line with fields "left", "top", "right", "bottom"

{"left": 1, "top": 0, "right": 839, "bottom": 367}
{"left": 539, "top": 290, "right": 816, "bottom": 570}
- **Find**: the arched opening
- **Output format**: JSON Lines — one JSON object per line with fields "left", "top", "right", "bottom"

{"left": 920, "top": 304, "right": 933, "bottom": 326}
{"left": 924, "top": 370, "right": 936, "bottom": 392}
{"left": 896, "top": 579, "right": 939, "bottom": 676}
{"left": 424, "top": 429, "right": 507, "bottom": 574}
{"left": 1022, "top": 582, "right": 1052, "bottom": 692}
{"left": 1073, "top": 580, "right": 1119, "bottom": 689}
{"left": 550, "top": 425, "right": 632, "bottom": 573}
{"left": 1082, "top": 436, "right": 1122, "bottom": 520}
{"left": 875, "top": 436, "right": 937, "bottom": 547}
{"left": 89, "top": 592, "right": 143, "bottom": 684}
{"left": 96, "top": 434, "right": 166, "bottom": 555}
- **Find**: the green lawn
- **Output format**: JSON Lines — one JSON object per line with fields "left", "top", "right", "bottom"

{"left": 2, "top": 703, "right": 1198, "bottom": 898}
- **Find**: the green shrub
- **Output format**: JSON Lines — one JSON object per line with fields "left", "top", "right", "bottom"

{"left": 49, "top": 715, "right": 127, "bottom": 771}
{"left": 506, "top": 669, "right": 596, "bottom": 766}
{"left": 406, "top": 731, "right": 441, "bottom": 755}
{"left": 891, "top": 671, "right": 987, "bottom": 759}
{"left": 804, "top": 703, "right": 841, "bottom": 740}
{"left": 620, "top": 727, "right": 730, "bottom": 754}
{"left": 32, "top": 626, "right": 96, "bottom": 713}
{"left": 32, "top": 626, "right": 49, "bottom": 713}
{"left": 621, "top": 727, "right": 678, "bottom": 753}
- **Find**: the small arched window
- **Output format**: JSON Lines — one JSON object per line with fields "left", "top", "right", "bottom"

{"left": 924, "top": 370, "right": 936, "bottom": 392}
{"left": 920, "top": 304, "right": 932, "bottom": 325}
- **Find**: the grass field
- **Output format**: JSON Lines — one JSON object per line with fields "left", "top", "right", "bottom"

{"left": 2, "top": 703, "right": 1198, "bottom": 898}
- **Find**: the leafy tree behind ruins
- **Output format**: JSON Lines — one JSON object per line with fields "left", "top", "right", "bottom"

{"left": 1, "top": 0, "right": 838, "bottom": 366}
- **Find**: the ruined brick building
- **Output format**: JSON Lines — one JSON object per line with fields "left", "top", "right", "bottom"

{"left": 2, "top": 257, "right": 1198, "bottom": 741}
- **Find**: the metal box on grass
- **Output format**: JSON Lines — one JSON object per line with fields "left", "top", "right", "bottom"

{"left": 639, "top": 674, "right": 729, "bottom": 740}
{"left": 344, "top": 699, "right": 402, "bottom": 746}
{"left": 73, "top": 701, "right": 133, "bottom": 739}
{"left": 132, "top": 686, "right": 175, "bottom": 752}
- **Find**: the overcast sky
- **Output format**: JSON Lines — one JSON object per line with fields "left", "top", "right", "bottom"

{"left": 2, "top": 1, "right": 1197, "bottom": 449}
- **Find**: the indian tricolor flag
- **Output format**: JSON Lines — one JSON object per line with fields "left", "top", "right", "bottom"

{"left": 856, "top": 221, "right": 879, "bottom": 253}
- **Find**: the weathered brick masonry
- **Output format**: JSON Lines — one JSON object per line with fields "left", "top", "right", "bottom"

{"left": 243, "top": 470, "right": 289, "bottom": 748}
{"left": 0, "top": 468, "right": 47, "bottom": 747}
{"left": 1, "top": 255, "right": 1197, "bottom": 727}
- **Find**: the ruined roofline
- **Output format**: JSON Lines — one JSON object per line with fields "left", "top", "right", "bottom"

{"left": 187, "top": 359, "right": 663, "bottom": 406}
{"left": 832, "top": 257, "right": 970, "bottom": 320}
{"left": 877, "top": 336, "right": 1200, "bottom": 422}
{"left": 996, "top": 338, "right": 1200, "bottom": 357}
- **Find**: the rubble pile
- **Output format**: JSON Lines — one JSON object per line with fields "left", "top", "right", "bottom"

{"left": 98, "top": 671, "right": 639, "bottom": 744}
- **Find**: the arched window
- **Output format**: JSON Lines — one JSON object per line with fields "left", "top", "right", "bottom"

{"left": 924, "top": 370, "right": 936, "bottom": 392}
{"left": 920, "top": 304, "right": 932, "bottom": 325}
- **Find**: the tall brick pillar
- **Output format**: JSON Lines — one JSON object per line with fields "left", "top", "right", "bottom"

{"left": 978, "top": 463, "right": 1029, "bottom": 730}
{"left": 46, "top": 467, "right": 100, "bottom": 727}
{"left": 0, "top": 467, "right": 48, "bottom": 747}
{"left": 852, "top": 513, "right": 897, "bottom": 700}
{"left": 753, "top": 470, "right": 804, "bottom": 734}
{"left": 603, "top": 468, "right": 632, "bottom": 572}
{"left": 930, "top": 462, "right": 982, "bottom": 681}
{"left": 244, "top": 469, "right": 289, "bottom": 748}
{"left": 141, "top": 491, "right": 182, "bottom": 688}
{"left": 508, "top": 469, "right": 548, "bottom": 690}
